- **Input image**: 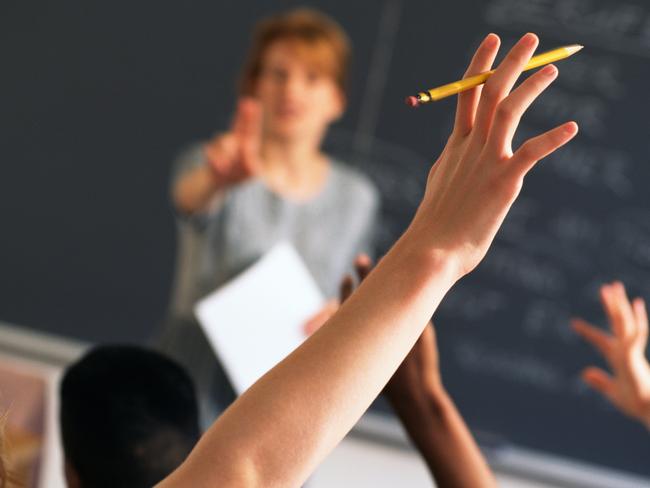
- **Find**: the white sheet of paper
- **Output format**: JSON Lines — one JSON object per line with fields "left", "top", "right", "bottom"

{"left": 194, "top": 242, "right": 325, "bottom": 395}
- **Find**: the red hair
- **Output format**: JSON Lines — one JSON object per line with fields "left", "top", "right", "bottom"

{"left": 238, "top": 9, "right": 350, "bottom": 97}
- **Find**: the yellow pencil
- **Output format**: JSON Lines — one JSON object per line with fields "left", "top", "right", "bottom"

{"left": 406, "top": 44, "right": 583, "bottom": 107}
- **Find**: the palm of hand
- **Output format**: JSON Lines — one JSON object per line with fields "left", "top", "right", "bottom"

{"left": 604, "top": 328, "right": 650, "bottom": 423}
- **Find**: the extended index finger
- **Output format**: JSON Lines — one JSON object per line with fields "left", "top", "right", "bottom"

{"left": 472, "top": 33, "right": 539, "bottom": 142}
{"left": 454, "top": 33, "right": 500, "bottom": 137}
{"left": 232, "top": 98, "right": 261, "bottom": 136}
{"left": 232, "top": 97, "right": 262, "bottom": 170}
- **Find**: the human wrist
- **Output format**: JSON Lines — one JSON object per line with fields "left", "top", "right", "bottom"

{"left": 388, "top": 383, "right": 450, "bottom": 419}
{"left": 389, "top": 386, "right": 455, "bottom": 447}
{"left": 396, "top": 224, "right": 463, "bottom": 287}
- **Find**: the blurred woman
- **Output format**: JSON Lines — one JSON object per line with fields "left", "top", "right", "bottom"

{"left": 159, "top": 9, "right": 379, "bottom": 423}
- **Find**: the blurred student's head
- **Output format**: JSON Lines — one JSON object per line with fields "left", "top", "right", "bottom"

{"left": 239, "top": 8, "right": 349, "bottom": 142}
{"left": 60, "top": 345, "right": 200, "bottom": 488}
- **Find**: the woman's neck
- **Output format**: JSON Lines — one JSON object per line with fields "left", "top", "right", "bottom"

{"left": 259, "top": 136, "right": 330, "bottom": 201}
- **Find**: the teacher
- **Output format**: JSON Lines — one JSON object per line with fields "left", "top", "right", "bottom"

{"left": 159, "top": 8, "right": 379, "bottom": 425}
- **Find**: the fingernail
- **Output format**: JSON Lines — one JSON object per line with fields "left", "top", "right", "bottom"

{"left": 564, "top": 122, "right": 578, "bottom": 135}
{"left": 523, "top": 33, "right": 538, "bottom": 46}
{"left": 542, "top": 64, "right": 557, "bottom": 76}
{"left": 485, "top": 33, "right": 499, "bottom": 47}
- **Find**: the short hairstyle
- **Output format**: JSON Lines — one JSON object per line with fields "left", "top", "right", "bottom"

{"left": 239, "top": 8, "right": 351, "bottom": 97}
{"left": 60, "top": 345, "right": 200, "bottom": 488}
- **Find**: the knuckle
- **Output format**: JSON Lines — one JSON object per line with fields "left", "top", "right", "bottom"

{"left": 517, "top": 141, "right": 533, "bottom": 161}
{"left": 482, "top": 82, "right": 499, "bottom": 102}
{"left": 447, "top": 130, "right": 465, "bottom": 147}
{"left": 516, "top": 52, "right": 529, "bottom": 65}
{"left": 496, "top": 101, "right": 515, "bottom": 121}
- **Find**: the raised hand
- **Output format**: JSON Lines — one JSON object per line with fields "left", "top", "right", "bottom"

{"left": 159, "top": 34, "right": 577, "bottom": 488}
{"left": 204, "top": 97, "right": 263, "bottom": 188}
{"left": 409, "top": 32, "right": 578, "bottom": 280}
{"left": 572, "top": 281, "right": 650, "bottom": 428}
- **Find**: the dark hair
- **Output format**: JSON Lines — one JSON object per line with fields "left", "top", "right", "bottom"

{"left": 60, "top": 345, "right": 200, "bottom": 488}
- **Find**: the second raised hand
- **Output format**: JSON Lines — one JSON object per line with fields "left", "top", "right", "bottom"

{"left": 572, "top": 282, "right": 650, "bottom": 427}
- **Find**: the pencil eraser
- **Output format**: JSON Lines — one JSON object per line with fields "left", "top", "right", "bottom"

{"left": 405, "top": 96, "right": 419, "bottom": 108}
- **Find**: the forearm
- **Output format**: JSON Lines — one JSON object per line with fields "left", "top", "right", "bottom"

{"left": 173, "top": 164, "right": 224, "bottom": 214}
{"left": 160, "top": 232, "right": 460, "bottom": 488}
{"left": 390, "top": 388, "right": 495, "bottom": 488}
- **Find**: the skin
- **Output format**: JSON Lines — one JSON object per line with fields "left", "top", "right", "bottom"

{"left": 158, "top": 32, "right": 578, "bottom": 488}
{"left": 303, "top": 299, "right": 339, "bottom": 336}
{"left": 341, "top": 255, "right": 496, "bottom": 488}
{"left": 572, "top": 281, "right": 650, "bottom": 428}
{"left": 173, "top": 39, "right": 344, "bottom": 214}
{"left": 173, "top": 38, "right": 348, "bottom": 322}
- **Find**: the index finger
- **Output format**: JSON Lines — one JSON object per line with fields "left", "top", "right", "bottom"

{"left": 601, "top": 282, "right": 635, "bottom": 339}
{"left": 232, "top": 97, "right": 262, "bottom": 171}
{"left": 339, "top": 275, "right": 354, "bottom": 304}
{"left": 232, "top": 97, "right": 262, "bottom": 144}
{"left": 354, "top": 254, "right": 373, "bottom": 282}
{"left": 612, "top": 282, "right": 636, "bottom": 338}
{"left": 632, "top": 298, "right": 649, "bottom": 345}
{"left": 472, "top": 33, "right": 539, "bottom": 142}
{"left": 454, "top": 33, "right": 500, "bottom": 137}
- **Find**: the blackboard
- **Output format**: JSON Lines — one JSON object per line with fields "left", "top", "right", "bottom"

{"left": 1, "top": 0, "right": 649, "bottom": 483}
{"left": 340, "top": 0, "right": 650, "bottom": 483}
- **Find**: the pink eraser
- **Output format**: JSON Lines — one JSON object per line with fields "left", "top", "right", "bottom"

{"left": 405, "top": 96, "right": 419, "bottom": 108}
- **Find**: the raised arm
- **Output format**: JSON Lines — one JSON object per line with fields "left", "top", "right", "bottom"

{"left": 572, "top": 281, "right": 650, "bottom": 428}
{"left": 158, "top": 32, "right": 577, "bottom": 488}
{"left": 172, "top": 98, "right": 262, "bottom": 214}
{"left": 342, "top": 256, "right": 495, "bottom": 488}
